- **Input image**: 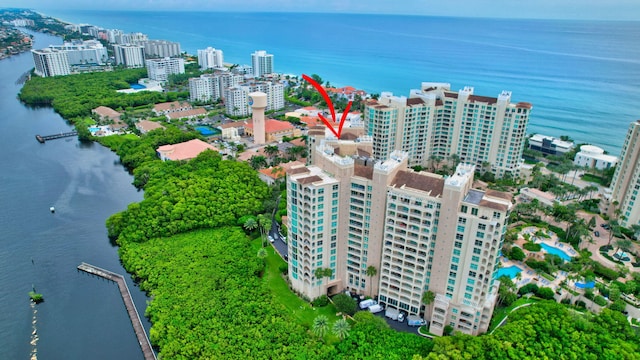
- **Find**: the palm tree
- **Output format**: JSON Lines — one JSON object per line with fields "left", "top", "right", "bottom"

{"left": 257, "top": 214, "right": 272, "bottom": 247}
{"left": 614, "top": 238, "right": 633, "bottom": 257}
{"left": 257, "top": 247, "right": 267, "bottom": 261}
{"left": 332, "top": 318, "right": 351, "bottom": 340}
{"left": 315, "top": 267, "right": 333, "bottom": 294}
{"left": 264, "top": 145, "right": 279, "bottom": 161}
{"left": 244, "top": 217, "right": 258, "bottom": 232}
{"left": 421, "top": 290, "right": 435, "bottom": 320}
{"left": 365, "top": 265, "right": 377, "bottom": 297}
{"left": 312, "top": 315, "right": 329, "bottom": 339}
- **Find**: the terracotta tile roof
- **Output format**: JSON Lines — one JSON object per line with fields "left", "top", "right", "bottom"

{"left": 288, "top": 166, "right": 310, "bottom": 175}
{"left": 391, "top": 170, "right": 444, "bottom": 196}
{"left": 259, "top": 167, "right": 286, "bottom": 179}
{"left": 479, "top": 199, "right": 509, "bottom": 212}
{"left": 468, "top": 95, "right": 497, "bottom": 104}
{"left": 289, "top": 138, "right": 306, "bottom": 147}
{"left": 92, "top": 106, "right": 120, "bottom": 119}
{"left": 444, "top": 92, "right": 459, "bottom": 99}
{"left": 245, "top": 119, "right": 295, "bottom": 133}
{"left": 485, "top": 189, "right": 513, "bottom": 201}
{"left": 354, "top": 164, "right": 373, "bottom": 179}
{"left": 297, "top": 175, "right": 323, "bottom": 185}
{"left": 516, "top": 102, "right": 533, "bottom": 109}
{"left": 406, "top": 98, "right": 425, "bottom": 105}
{"left": 153, "top": 101, "right": 191, "bottom": 112}
{"left": 166, "top": 108, "right": 207, "bottom": 119}
{"left": 218, "top": 121, "right": 245, "bottom": 129}
{"left": 299, "top": 116, "right": 323, "bottom": 127}
{"left": 156, "top": 139, "right": 217, "bottom": 161}
{"left": 136, "top": 120, "right": 165, "bottom": 132}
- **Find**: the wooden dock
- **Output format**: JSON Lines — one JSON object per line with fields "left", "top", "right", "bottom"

{"left": 77, "top": 262, "right": 156, "bottom": 360}
{"left": 35, "top": 131, "right": 77, "bottom": 143}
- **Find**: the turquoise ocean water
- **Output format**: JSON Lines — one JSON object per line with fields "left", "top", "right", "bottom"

{"left": 41, "top": 10, "right": 640, "bottom": 155}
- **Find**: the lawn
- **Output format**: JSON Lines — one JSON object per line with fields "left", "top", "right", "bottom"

{"left": 488, "top": 297, "right": 538, "bottom": 333}
{"left": 252, "top": 239, "right": 341, "bottom": 331}
{"left": 581, "top": 173, "right": 608, "bottom": 186}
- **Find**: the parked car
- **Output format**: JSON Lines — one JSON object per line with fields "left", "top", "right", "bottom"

{"left": 268, "top": 235, "right": 274, "bottom": 243}
{"left": 359, "top": 299, "right": 377, "bottom": 310}
{"left": 368, "top": 304, "right": 384, "bottom": 314}
{"left": 594, "top": 230, "right": 600, "bottom": 237}
{"left": 407, "top": 315, "right": 427, "bottom": 327}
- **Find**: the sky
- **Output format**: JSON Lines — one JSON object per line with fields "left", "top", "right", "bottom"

{"left": 1, "top": 0, "right": 640, "bottom": 20}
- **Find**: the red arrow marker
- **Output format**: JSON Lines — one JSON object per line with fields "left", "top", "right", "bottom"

{"left": 302, "top": 74, "right": 352, "bottom": 139}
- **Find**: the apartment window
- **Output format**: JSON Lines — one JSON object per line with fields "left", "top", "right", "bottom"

{"left": 476, "top": 232, "right": 485, "bottom": 239}
{"left": 473, "top": 248, "right": 481, "bottom": 255}
{"left": 318, "top": 188, "right": 324, "bottom": 194}
{"left": 452, "top": 257, "right": 459, "bottom": 264}
{"left": 471, "top": 208, "right": 478, "bottom": 216}
{"left": 468, "top": 271, "right": 476, "bottom": 278}
{"left": 449, "top": 271, "right": 457, "bottom": 278}
{"left": 478, "top": 224, "right": 486, "bottom": 230}
{"left": 454, "top": 241, "right": 463, "bottom": 249}
{"left": 333, "top": 184, "right": 339, "bottom": 190}
{"left": 456, "top": 233, "right": 464, "bottom": 240}
{"left": 448, "top": 279, "right": 455, "bottom": 285}
{"left": 461, "top": 205, "right": 468, "bottom": 213}
{"left": 474, "top": 240, "right": 483, "bottom": 246}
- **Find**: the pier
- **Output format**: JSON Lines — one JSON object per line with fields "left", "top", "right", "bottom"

{"left": 77, "top": 262, "right": 156, "bottom": 360}
{"left": 35, "top": 131, "right": 77, "bottom": 143}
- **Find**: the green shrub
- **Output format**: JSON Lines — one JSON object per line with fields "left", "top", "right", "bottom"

{"left": 278, "top": 263, "right": 288, "bottom": 275}
{"left": 523, "top": 242, "right": 542, "bottom": 252}
{"left": 535, "top": 287, "right": 555, "bottom": 300}
{"left": 594, "top": 295, "right": 608, "bottom": 306}
{"left": 311, "top": 295, "right": 329, "bottom": 307}
{"left": 518, "top": 283, "right": 539, "bottom": 295}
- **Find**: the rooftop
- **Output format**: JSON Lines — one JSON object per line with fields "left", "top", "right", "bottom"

{"left": 391, "top": 170, "right": 444, "bottom": 196}
{"left": 245, "top": 119, "right": 295, "bottom": 133}
{"left": 156, "top": 139, "right": 217, "bottom": 161}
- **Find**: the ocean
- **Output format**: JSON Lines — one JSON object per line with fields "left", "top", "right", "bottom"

{"left": 41, "top": 10, "right": 640, "bottom": 155}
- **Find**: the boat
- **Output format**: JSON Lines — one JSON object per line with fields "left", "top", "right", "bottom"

{"left": 50, "top": 207, "right": 55, "bottom": 213}
{"left": 35, "top": 135, "right": 45, "bottom": 143}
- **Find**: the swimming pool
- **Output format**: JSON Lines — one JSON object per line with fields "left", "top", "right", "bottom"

{"left": 130, "top": 83, "right": 147, "bottom": 90}
{"left": 540, "top": 243, "right": 572, "bottom": 261}
{"left": 575, "top": 281, "right": 595, "bottom": 289}
{"left": 89, "top": 127, "right": 100, "bottom": 132}
{"left": 495, "top": 265, "right": 523, "bottom": 279}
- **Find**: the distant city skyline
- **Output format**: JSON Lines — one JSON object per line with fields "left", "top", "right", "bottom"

{"left": 2, "top": 0, "right": 640, "bottom": 20}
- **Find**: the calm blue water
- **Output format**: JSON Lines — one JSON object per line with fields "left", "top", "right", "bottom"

{"left": 540, "top": 243, "right": 573, "bottom": 261}
{"left": 575, "top": 281, "right": 595, "bottom": 289}
{"left": 495, "top": 265, "right": 523, "bottom": 279}
{"left": 41, "top": 10, "right": 640, "bottom": 155}
{"left": 0, "top": 31, "right": 148, "bottom": 359}
{"left": 130, "top": 83, "right": 146, "bottom": 89}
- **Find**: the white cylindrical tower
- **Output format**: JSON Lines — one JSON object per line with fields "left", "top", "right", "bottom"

{"left": 249, "top": 91, "right": 267, "bottom": 145}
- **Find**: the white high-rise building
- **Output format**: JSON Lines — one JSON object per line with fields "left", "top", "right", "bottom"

{"left": 189, "top": 72, "right": 244, "bottom": 103}
{"left": 48, "top": 40, "right": 108, "bottom": 65}
{"left": 113, "top": 44, "right": 145, "bottom": 68}
{"left": 198, "top": 47, "right": 224, "bottom": 70}
{"left": 609, "top": 120, "right": 640, "bottom": 228}
{"left": 146, "top": 57, "right": 185, "bottom": 83}
{"left": 31, "top": 48, "right": 71, "bottom": 77}
{"left": 224, "top": 81, "right": 284, "bottom": 117}
{"left": 251, "top": 50, "right": 274, "bottom": 78}
{"left": 286, "top": 135, "right": 512, "bottom": 336}
{"left": 189, "top": 74, "right": 222, "bottom": 103}
{"left": 365, "top": 83, "right": 532, "bottom": 177}
{"left": 144, "top": 40, "right": 181, "bottom": 58}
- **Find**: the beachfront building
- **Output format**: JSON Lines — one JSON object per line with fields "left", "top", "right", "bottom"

{"left": 364, "top": 83, "right": 532, "bottom": 178}
{"left": 573, "top": 145, "right": 618, "bottom": 170}
{"left": 48, "top": 40, "right": 108, "bottom": 66}
{"left": 224, "top": 81, "right": 284, "bottom": 117}
{"left": 113, "top": 44, "right": 145, "bottom": 68}
{"left": 528, "top": 134, "right": 574, "bottom": 156}
{"left": 609, "top": 120, "right": 640, "bottom": 228}
{"left": 198, "top": 47, "right": 224, "bottom": 70}
{"left": 143, "top": 40, "right": 181, "bottom": 58}
{"left": 146, "top": 57, "right": 185, "bottom": 83}
{"left": 31, "top": 48, "right": 70, "bottom": 77}
{"left": 188, "top": 72, "right": 243, "bottom": 103}
{"left": 251, "top": 50, "right": 274, "bottom": 77}
{"left": 286, "top": 134, "right": 512, "bottom": 336}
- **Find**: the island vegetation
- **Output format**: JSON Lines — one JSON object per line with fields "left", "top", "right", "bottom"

{"left": 29, "top": 291, "right": 43, "bottom": 304}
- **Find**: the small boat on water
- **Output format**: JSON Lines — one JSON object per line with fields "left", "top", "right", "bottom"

{"left": 49, "top": 207, "right": 55, "bottom": 213}
{"left": 35, "top": 135, "right": 44, "bottom": 143}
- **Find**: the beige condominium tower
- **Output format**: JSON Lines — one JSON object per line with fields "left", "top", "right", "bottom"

{"left": 609, "top": 120, "right": 640, "bottom": 228}
{"left": 364, "top": 83, "right": 532, "bottom": 178}
{"left": 286, "top": 129, "right": 512, "bottom": 336}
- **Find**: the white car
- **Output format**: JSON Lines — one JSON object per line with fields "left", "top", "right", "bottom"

{"left": 268, "top": 235, "right": 274, "bottom": 243}
{"left": 368, "top": 304, "right": 384, "bottom": 314}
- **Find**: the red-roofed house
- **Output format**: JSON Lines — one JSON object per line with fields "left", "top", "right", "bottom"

{"left": 136, "top": 120, "right": 166, "bottom": 134}
{"left": 156, "top": 139, "right": 217, "bottom": 161}
{"left": 298, "top": 116, "right": 323, "bottom": 128}
{"left": 258, "top": 161, "right": 305, "bottom": 185}
{"left": 244, "top": 119, "right": 301, "bottom": 142}
{"left": 152, "top": 101, "right": 192, "bottom": 115}
{"left": 165, "top": 108, "right": 207, "bottom": 120}
{"left": 92, "top": 106, "right": 121, "bottom": 122}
